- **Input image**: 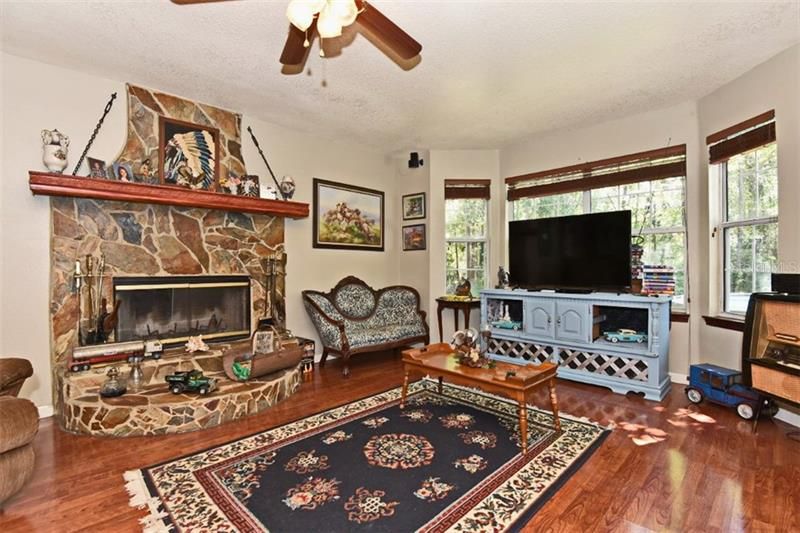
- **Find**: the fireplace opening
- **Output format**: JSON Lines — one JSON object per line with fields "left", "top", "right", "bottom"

{"left": 113, "top": 275, "right": 251, "bottom": 346}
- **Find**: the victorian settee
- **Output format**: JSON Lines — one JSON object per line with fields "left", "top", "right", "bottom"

{"left": 302, "top": 276, "right": 429, "bottom": 376}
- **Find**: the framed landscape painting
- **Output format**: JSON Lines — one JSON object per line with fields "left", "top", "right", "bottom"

{"left": 402, "top": 224, "right": 426, "bottom": 251}
{"left": 402, "top": 192, "right": 426, "bottom": 220}
{"left": 313, "top": 178, "right": 384, "bottom": 251}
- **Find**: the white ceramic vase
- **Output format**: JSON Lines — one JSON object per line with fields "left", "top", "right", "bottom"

{"left": 41, "top": 128, "right": 70, "bottom": 173}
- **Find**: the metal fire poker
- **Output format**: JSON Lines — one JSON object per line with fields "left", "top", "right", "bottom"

{"left": 72, "top": 92, "right": 117, "bottom": 176}
{"left": 247, "top": 126, "right": 287, "bottom": 200}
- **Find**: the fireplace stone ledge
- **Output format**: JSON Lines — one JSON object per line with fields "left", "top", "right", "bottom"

{"left": 54, "top": 348, "right": 302, "bottom": 437}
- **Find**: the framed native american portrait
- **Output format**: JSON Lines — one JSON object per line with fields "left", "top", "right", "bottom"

{"left": 159, "top": 116, "right": 220, "bottom": 191}
{"left": 313, "top": 178, "right": 385, "bottom": 251}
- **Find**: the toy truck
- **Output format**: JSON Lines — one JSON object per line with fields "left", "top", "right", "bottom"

{"left": 685, "top": 363, "right": 769, "bottom": 420}
{"left": 165, "top": 370, "right": 217, "bottom": 395}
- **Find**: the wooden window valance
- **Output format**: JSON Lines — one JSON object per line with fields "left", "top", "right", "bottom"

{"left": 444, "top": 179, "right": 491, "bottom": 200}
{"left": 706, "top": 110, "right": 775, "bottom": 164}
{"left": 505, "top": 145, "right": 687, "bottom": 201}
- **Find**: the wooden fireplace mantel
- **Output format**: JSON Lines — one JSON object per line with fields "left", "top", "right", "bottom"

{"left": 29, "top": 171, "right": 309, "bottom": 219}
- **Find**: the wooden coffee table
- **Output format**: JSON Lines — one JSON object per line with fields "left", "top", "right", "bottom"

{"left": 400, "top": 343, "right": 561, "bottom": 453}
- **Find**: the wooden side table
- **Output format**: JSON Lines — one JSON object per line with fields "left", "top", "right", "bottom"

{"left": 435, "top": 297, "right": 481, "bottom": 342}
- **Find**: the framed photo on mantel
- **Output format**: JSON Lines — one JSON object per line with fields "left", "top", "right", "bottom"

{"left": 313, "top": 178, "right": 385, "bottom": 251}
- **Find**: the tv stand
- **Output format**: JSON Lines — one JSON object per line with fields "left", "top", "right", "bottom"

{"left": 480, "top": 289, "right": 671, "bottom": 401}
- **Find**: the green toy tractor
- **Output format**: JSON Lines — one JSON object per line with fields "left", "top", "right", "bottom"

{"left": 165, "top": 370, "right": 217, "bottom": 395}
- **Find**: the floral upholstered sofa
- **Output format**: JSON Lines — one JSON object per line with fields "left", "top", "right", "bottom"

{"left": 302, "top": 276, "right": 429, "bottom": 376}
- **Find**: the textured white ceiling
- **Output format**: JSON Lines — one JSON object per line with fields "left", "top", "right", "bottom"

{"left": 2, "top": 1, "right": 798, "bottom": 152}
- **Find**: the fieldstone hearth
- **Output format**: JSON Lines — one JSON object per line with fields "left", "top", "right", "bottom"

{"left": 46, "top": 84, "right": 297, "bottom": 437}
{"left": 56, "top": 348, "right": 302, "bottom": 437}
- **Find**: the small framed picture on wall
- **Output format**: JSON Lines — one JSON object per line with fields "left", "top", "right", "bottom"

{"left": 402, "top": 192, "right": 426, "bottom": 220}
{"left": 402, "top": 224, "right": 426, "bottom": 251}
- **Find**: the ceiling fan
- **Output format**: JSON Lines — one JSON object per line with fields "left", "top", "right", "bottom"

{"left": 171, "top": 0, "right": 422, "bottom": 70}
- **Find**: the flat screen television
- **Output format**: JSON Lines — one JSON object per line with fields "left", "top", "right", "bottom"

{"left": 508, "top": 211, "right": 632, "bottom": 292}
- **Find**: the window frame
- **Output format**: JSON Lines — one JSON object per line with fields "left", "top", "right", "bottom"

{"left": 716, "top": 144, "right": 779, "bottom": 316}
{"left": 445, "top": 197, "right": 490, "bottom": 297}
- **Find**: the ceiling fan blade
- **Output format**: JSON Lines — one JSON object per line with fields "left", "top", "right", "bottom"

{"left": 280, "top": 23, "right": 316, "bottom": 67}
{"left": 356, "top": 1, "right": 422, "bottom": 60}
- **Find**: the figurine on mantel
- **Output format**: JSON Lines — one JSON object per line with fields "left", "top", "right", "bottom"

{"left": 41, "top": 128, "right": 70, "bottom": 173}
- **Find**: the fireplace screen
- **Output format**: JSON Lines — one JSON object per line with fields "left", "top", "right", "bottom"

{"left": 113, "top": 275, "right": 251, "bottom": 346}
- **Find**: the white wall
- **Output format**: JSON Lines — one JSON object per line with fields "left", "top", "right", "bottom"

{"left": 0, "top": 52, "right": 398, "bottom": 408}
{"left": 427, "top": 149, "right": 500, "bottom": 342}
{"left": 500, "top": 102, "right": 701, "bottom": 375}
{"left": 394, "top": 152, "right": 431, "bottom": 316}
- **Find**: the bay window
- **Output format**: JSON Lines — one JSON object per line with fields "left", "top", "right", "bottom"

{"left": 507, "top": 146, "right": 688, "bottom": 308}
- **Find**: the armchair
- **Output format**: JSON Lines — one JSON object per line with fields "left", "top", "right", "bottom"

{"left": 0, "top": 358, "right": 38, "bottom": 507}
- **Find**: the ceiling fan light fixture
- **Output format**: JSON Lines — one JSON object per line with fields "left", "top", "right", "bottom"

{"left": 286, "top": 0, "right": 316, "bottom": 31}
{"left": 316, "top": 4, "right": 343, "bottom": 38}
{"left": 329, "top": 0, "right": 359, "bottom": 26}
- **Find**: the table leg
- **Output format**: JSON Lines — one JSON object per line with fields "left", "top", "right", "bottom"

{"left": 548, "top": 377, "right": 561, "bottom": 432}
{"left": 437, "top": 302, "right": 444, "bottom": 343}
{"left": 464, "top": 305, "right": 471, "bottom": 329}
{"left": 453, "top": 308, "right": 459, "bottom": 332}
{"left": 518, "top": 395, "right": 528, "bottom": 454}
{"left": 437, "top": 376, "right": 443, "bottom": 395}
{"left": 400, "top": 370, "right": 410, "bottom": 409}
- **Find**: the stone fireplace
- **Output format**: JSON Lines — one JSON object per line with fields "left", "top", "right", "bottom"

{"left": 42, "top": 84, "right": 309, "bottom": 436}
{"left": 114, "top": 275, "right": 251, "bottom": 346}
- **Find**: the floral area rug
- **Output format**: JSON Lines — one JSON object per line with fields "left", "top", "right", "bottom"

{"left": 124, "top": 378, "right": 608, "bottom": 532}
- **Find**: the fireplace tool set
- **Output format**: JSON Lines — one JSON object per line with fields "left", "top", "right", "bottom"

{"left": 73, "top": 254, "right": 119, "bottom": 345}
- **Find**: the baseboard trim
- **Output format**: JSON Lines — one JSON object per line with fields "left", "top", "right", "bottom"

{"left": 775, "top": 407, "right": 800, "bottom": 429}
{"left": 669, "top": 372, "right": 688, "bottom": 385}
{"left": 38, "top": 405, "right": 54, "bottom": 419}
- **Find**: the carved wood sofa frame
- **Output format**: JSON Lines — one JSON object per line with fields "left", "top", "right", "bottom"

{"left": 302, "top": 276, "right": 430, "bottom": 377}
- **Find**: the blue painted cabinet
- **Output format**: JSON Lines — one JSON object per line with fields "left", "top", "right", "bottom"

{"left": 527, "top": 299, "right": 555, "bottom": 339}
{"left": 555, "top": 301, "right": 589, "bottom": 343}
{"left": 481, "top": 289, "right": 672, "bottom": 401}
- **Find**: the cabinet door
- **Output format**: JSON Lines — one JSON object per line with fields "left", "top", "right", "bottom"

{"left": 555, "top": 301, "right": 589, "bottom": 342}
{"left": 527, "top": 299, "right": 555, "bottom": 339}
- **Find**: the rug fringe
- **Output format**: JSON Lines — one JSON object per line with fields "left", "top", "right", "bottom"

{"left": 123, "top": 470, "right": 173, "bottom": 533}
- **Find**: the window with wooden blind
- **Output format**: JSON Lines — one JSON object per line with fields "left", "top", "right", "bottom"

{"left": 708, "top": 111, "right": 778, "bottom": 314}
{"left": 506, "top": 146, "right": 688, "bottom": 308}
{"left": 445, "top": 179, "right": 490, "bottom": 296}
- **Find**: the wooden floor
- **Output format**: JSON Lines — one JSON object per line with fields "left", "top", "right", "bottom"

{"left": 1, "top": 351, "right": 798, "bottom": 532}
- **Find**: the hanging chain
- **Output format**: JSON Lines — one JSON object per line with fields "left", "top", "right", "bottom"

{"left": 247, "top": 126, "right": 287, "bottom": 200}
{"left": 72, "top": 92, "right": 117, "bottom": 176}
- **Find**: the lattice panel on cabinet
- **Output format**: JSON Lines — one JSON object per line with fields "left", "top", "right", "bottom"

{"left": 560, "top": 349, "right": 649, "bottom": 382}
{"left": 487, "top": 338, "right": 553, "bottom": 364}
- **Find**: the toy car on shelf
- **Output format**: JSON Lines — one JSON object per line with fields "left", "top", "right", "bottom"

{"left": 165, "top": 370, "right": 217, "bottom": 395}
{"left": 685, "top": 363, "right": 771, "bottom": 420}
{"left": 491, "top": 319, "right": 522, "bottom": 331}
{"left": 603, "top": 328, "right": 647, "bottom": 343}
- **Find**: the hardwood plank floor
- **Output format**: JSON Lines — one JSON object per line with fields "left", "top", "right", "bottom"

{"left": 1, "top": 351, "right": 798, "bottom": 532}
